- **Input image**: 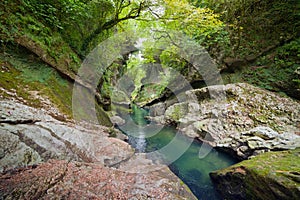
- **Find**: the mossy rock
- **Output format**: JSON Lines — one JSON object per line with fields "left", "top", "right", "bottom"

{"left": 210, "top": 148, "right": 300, "bottom": 200}
{"left": 165, "top": 103, "right": 188, "bottom": 123}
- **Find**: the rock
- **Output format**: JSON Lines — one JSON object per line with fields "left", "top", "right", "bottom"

{"left": 112, "top": 128, "right": 129, "bottom": 141}
{"left": 147, "top": 115, "right": 166, "bottom": 124}
{"left": 0, "top": 115, "right": 133, "bottom": 171}
{"left": 149, "top": 102, "right": 166, "bottom": 117}
{"left": 0, "top": 100, "right": 196, "bottom": 199}
{"left": 165, "top": 103, "right": 188, "bottom": 123}
{"left": 110, "top": 115, "right": 126, "bottom": 126}
{"left": 152, "top": 83, "right": 300, "bottom": 159}
{"left": 247, "top": 136, "right": 265, "bottom": 142}
{"left": 0, "top": 149, "right": 5, "bottom": 159}
{"left": 0, "top": 159, "right": 196, "bottom": 200}
{"left": 236, "top": 146, "right": 249, "bottom": 158}
{"left": 111, "top": 88, "right": 131, "bottom": 105}
{"left": 181, "top": 124, "right": 198, "bottom": 138}
{"left": 279, "top": 132, "right": 300, "bottom": 141}
{"left": 216, "top": 126, "right": 300, "bottom": 160}
{"left": 247, "top": 126, "right": 278, "bottom": 140}
{"left": 0, "top": 128, "right": 43, "bottom": 171}
{"left": 247, "top": 140, "right": 264, "bottom": 150}
{"left": 210, "top": 148, "right": 300, "bottom": 200}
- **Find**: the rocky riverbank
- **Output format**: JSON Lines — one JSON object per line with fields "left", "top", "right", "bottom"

{"left": 0, "top": 99, "right": 196, "bottom": 199}
{"left": 147, "top": 82, "right": 300, "bottom": 199}
{"left": 148, "top": 83, "right": 300, "bottom": 160}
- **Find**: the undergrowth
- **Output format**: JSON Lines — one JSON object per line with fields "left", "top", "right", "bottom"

{"left": 223, "top": 38, "right": 300, "bottom": 99}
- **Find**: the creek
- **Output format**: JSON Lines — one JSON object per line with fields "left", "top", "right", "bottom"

{"left": 118, "top": 104, "right": 238, "bottom": 200}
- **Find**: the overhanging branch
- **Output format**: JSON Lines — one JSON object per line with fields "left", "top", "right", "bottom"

{"left": 81, "top": 1, "right": 148, "bottom": 54}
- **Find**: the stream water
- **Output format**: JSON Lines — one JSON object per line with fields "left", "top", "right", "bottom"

{"left": 118, "top": 105, "right": 238, "bottom": 200}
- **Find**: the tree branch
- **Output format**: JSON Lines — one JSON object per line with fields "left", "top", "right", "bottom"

{"left": 81, "top": 1, "right": 147, "bottom": 55}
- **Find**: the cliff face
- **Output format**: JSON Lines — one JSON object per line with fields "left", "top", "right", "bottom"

{"left": 210, "top": 148, "right": 300, "bottom": 200}
{"left": 0, "top": 99, "right": 196, "bottom": 199}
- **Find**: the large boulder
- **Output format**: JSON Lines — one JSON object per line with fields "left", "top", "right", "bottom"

{"left": 210, "top": 148, "right": 300, "bottom": 200}
{"left": 0, "top": 100, "right": 132, "bottom": 172}
{"left": 217, "top": 126, "right": 300, "bottom": 160}
{"left": 149, "top": 83, "right": 300, "bottom": 159}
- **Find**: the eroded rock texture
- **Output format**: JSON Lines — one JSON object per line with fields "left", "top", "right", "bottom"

{"left": 0, "top": 100, "right": 196, "bottom": 199}
{"left": 0, "top": 159, "right": 195, "bottom": 199}
{"left": 149, "top": 83, "right": 300, "bottom": 159}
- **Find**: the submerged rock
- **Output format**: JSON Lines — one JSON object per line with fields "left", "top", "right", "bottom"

{"left": 210, "top": 148, "right": 300, "bottom": 200}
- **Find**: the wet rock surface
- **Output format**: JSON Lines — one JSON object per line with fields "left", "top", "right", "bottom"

{"left": 0, "top": 99, "right": 196, "bottom": 199}
{"left": 149, "top": 83, "right": 300, "bottom": 159}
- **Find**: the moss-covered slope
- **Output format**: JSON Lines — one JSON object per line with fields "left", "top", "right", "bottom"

{"left": 0, "top": 45, "right": 111, "bottom": 126}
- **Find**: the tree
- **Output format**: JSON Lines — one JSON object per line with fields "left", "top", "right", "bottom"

{"left": 80, "top": 0, "right": 151, "bottom": 56}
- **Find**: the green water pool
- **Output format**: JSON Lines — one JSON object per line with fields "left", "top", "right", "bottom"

{"left": 118, "top": 105, "right": 238, "bottom": 199}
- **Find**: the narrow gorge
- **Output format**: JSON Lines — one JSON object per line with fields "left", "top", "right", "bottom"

{"left": 0, "top": 0, "right": 299, "bottom": 199}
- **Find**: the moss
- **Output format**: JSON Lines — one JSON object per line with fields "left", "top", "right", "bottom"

{"left": 95, "top": 103, "right": 112, "bottom": 127}
{"left": 107, "top": 127, "right": 117, "bottom": 138}
{"left": 211, "top": 149, "right": 300, "bottom": 200}
{"left": 111, "top": 89, "right": 130, "bottom": 104}
{"left": 1, "top": 45, "right": 112, "bottom": 126}
{"left": 166, "top": 103, "right": 188, "bottom": 123}
{"left": 0, "top": 46, "right": 76, "bottom": 117}
{"left": 0, "top": 60, "right": 40, "bottom": 107}
{"left": 72, "top": 84, "right": 112, "bottom": 126}
{"left": 111, "top": 104, "right": 132, "bottom": 115}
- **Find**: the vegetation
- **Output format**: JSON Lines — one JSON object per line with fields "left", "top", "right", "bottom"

{"left": 0, "top": 45, "right": 73, "bottom": 117}
{"left": 223, "top": 38, "right": 300, "bottom": 99}
{"left": 211, "top": 148, "right": 300, "bottom": 200}
{"left": 0, "top": 0, "right": 299, "bottom": 122}
{"left": 191, "top": 0, "right": 300, "bottom": 99}
{"left": 191, "top": 0, "right": 299, "bottom": 57}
